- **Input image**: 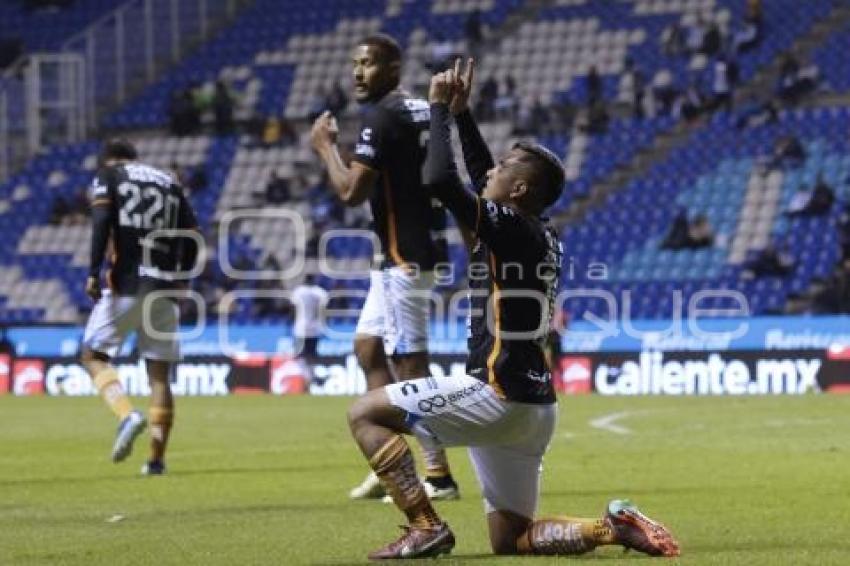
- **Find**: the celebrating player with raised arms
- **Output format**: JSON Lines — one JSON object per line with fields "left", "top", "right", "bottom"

{"left": 345, "top": 59, "right": 681, "bottom": 559}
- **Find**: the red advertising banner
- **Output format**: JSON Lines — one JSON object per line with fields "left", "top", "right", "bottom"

{"left": 0, "top": 353, "right": 10, "bottom": 395}
{"left": 13, "top": 359, "right": 45, "bottom": 396}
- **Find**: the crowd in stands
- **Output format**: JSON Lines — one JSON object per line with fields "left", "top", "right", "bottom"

{"left": 108, "top": 0, "right": 848, "bottom": 320}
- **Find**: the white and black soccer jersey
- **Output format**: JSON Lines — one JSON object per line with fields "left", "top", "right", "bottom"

{"left": 351, "top": 89, "right": 447, "bottom": 270}
{"left": 425, "top": 105, "right": 562, "bottom": 405}
{"left": 89, "top": 162, "right": 198, "bottom": 295}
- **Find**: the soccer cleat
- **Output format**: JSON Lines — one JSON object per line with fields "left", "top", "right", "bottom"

{"left": 423, "top": 477, "right": 460, "bottom": 501}
{"left": 381, "top": 478, "right": 461, "bottom": 504}
{"left": 140, "top": 460, "right": 166, "bottom": 476}
{"left": 368, "top": 523, "right": 455, "bottom": 560}
{"left": 350, "top": 471, "right": 386, "bottom": 499}
{"left": 605, "top": 499, "right": 680, "bottom": 557}
{"left": 111, "top": 411, "right": 146, "bottom": 463}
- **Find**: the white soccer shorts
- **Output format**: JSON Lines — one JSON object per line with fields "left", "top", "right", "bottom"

{"left": 385, "top": 373, "right": 558, "bottom": 519}
{"left": 355, "top": 267, "right": 434, "bottom": 356}
{"left": 83, "top": 290, "right": 180, "bottom": 361}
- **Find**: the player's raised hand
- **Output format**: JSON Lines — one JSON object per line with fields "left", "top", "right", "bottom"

{"left": 429, "top": 71, "right": 455, "bottom": 105}
{"left": 310, "top": 111, "right": 339, "bottom": 152}
{"left": 449, "top": 58, "right": 475, "bottom": 115}
{"left": 85, "top": 275, "right": 102, "bottom": 301}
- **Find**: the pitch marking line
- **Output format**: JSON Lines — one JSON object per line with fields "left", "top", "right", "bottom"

{"left": 589, "top": 411, "right": 638, "bottom": 435}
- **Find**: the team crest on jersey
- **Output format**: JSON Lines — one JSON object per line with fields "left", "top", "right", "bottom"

{"left": 355, "top": 143, "right": 376, "bottom": 158}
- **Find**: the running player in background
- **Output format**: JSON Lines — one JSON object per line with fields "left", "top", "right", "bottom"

{"left": 290, "top": 273, "right": 329, "bottom": 359}
{"left": 310, "top": 33, "right": 460, "bottom": 501}
{"left": 81, "top": 139, "right": 200, "bottom": 476}
{"left": 345, "top": 60, "right": 680, "bottom": 559}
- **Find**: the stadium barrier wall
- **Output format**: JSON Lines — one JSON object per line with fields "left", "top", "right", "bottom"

{"left": 2, "top": 316, "right": 849, "bottom": 396}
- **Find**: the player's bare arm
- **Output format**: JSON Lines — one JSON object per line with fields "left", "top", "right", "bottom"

{"left": 310, "top": 110, "right": 378, "bottom": 206}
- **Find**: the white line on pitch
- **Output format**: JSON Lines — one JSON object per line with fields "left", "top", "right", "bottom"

{"left": 589, "top": 411, "right": 636, "bottom": 435}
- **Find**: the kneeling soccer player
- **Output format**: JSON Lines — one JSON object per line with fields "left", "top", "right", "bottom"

{"left": 346, "top": 60, "right": 680, "bottom": 559}
{"left": 80, "top": 139, "right": 199, "bottom": 475}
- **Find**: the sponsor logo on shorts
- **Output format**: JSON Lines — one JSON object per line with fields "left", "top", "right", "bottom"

{"left": 417, "top": 381, "right": 485, "bottom": 412}
{"left": 417, "top": 395, "right": 447, "bottom": 412}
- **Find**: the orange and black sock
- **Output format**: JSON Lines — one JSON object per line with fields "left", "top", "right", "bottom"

{"left": 148, "top": 407, "right": 173, "bottom": 462}
{"left": 370, "top": 435, "right": 442, "bottom": 530}
{"left": 421, "top": 447, "right": 455, "bottom": 488}
{"left": 517, "top": 517, "right": 615, "bottom": 555}
{"left": 93, "top": 367, "right": 134, "bottom": 420}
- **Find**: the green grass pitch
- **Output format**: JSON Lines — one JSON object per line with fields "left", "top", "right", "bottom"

{"left": 1, "top": 394, "right": 849, "bottom": 565}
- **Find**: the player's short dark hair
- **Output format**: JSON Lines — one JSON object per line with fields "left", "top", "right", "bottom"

{"left": 101, "top": 138, "right": 138, "bottom": 162}
{"left": 358, "top": 33, "right": 402, "bottom": 65}
{"left": 512, "top": 141, "right": 565, "bottom": 210}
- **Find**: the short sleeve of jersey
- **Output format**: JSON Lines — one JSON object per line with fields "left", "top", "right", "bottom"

{"left": 88, "top": 169, "right": 115, "bottom": 207}
{"left": 351, "top": 107, "right": 391, "bottom": 170}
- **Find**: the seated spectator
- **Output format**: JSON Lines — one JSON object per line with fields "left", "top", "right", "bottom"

{"left": 743, "top": 245, "right": 796, "bottom": 278}
{"left": 685, "top": 15, "right": 707, "bottom": 55}
{"left": 732, "top": 12, "right": 761, "bottom": 53}
{"left": 661, "top": 22, "right": 684, "bottom": 56}
{"left": 662, "top": 210, "right": 715, "bottom": 249}
{"left": 710, "top": 54, "right": 738, "bottom": 112}
{"left": 552, "top": 95, "right": 577, "bottom": 131}
{"left": 213, "top": 80, "right": 235, "bottom": 135}
{"left": 673, "top": 81, "right": 706, "bottom": 122}
{"left": 475, "top": 75, "right": 499, "bottom": 120}
{"left": 766, "top": 135, "right": 806, "bottom": 171}
{"left": 265, "top": 171, "right": 291, "bottom": 204}
{"left": 686, "top": 215, "right": 715, "bottom": 248}
{"left": 810, "top": 261, "right": 850, "bottom": 314}
{"left": 530, "top": 97, "right": 550, "bottom": 135}
{"left": 661, "top": 209, "right": 690, "bottom": 249}
{"left": 262, "top": 116, "right": 283, "bottom": 146}
{"left": 493, "top": 75, "right": 518, "bottom": 119}
{"left": 514, "top": 96, "right": 549, "bottom": 136}
{"left": 586, "top": 66, "right": 603, "bottom": 107}
{"left": 700, "top": 19, "right": 722, "bottom": 56}
{"left": 652, "top": 69, "right": 678, "bottom": 115}
{"left": 580, "top": 100, "right": 610, "bottom": 134}
{"left": 777, "top": 52, "right": 820, "bottom": 103}
{"left": 735, "top": 96, "right": 778, "bottom": 129}
{"left": 618, "top": 58, "right": 645, "bottom": 118}
{"left": 785, "top": 174, "right": 835, "bottom": 216}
